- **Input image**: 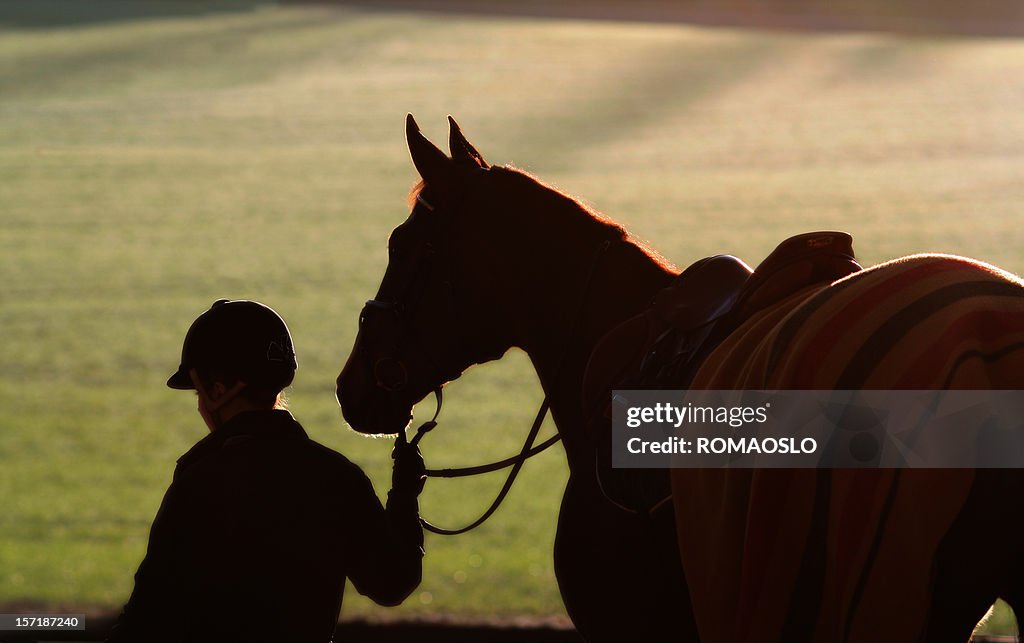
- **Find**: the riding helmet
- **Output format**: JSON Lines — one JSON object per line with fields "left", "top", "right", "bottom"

{"left": 167, "top": 299, "right": 297, "bottom": 391}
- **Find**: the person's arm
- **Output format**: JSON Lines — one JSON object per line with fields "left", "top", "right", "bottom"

{"left": 345, "top": 444, "right": 425, "bottom": 606}
{"left": 105, "top": 480, "right": 188, "bottom": 643}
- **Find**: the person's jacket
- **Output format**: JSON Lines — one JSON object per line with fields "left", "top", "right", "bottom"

{"left": 106, "top": 409, "right": 423, "bottom": 642}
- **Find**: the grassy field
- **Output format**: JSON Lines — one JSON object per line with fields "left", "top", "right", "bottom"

{"left": 2, "top": 0, "right": 1024, "bottom": 633}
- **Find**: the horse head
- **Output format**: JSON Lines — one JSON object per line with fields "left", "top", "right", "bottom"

{"left": 337, "top": 115, "right": 519, "bottom": 435}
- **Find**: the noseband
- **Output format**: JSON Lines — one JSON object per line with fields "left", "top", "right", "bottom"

{"left": 359, "top": 189, "right": 613, "bottom": 536}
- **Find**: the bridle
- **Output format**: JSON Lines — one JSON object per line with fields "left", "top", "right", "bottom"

{"left": 356, "top": 188, "right": 612, "bottom": 536}
{"left": 357, "top": 193, "right": 464, "bottom": 397}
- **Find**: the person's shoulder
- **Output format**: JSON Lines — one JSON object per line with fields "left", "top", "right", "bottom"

{"left": 302, "top": 436, "right": 356, "bottom": 466}
{"left": 172, "top": 431, "right": 220, "bottom": 480}
{"left": 297, "top": 433, "right": 372, "bottom": 481}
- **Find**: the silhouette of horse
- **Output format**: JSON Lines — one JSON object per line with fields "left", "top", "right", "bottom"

{"left": 337, "top": 115, "right": 1024, "bottom": 642}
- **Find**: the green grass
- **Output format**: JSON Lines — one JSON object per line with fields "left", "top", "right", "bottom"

{"left": 2, "top": 0, "right": 1023, "bottom": 632}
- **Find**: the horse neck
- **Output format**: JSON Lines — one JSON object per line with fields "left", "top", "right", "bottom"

{"left": 518, "top": 238, "right": 674, "bottom": 471}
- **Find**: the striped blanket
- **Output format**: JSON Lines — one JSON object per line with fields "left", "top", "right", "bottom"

{"left": 671, "top": 253, "right": 1024, "bottom": 643}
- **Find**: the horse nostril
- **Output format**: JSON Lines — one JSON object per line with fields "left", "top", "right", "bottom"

{"left": 373, "top": 357, "right": 408, "bottom": 392}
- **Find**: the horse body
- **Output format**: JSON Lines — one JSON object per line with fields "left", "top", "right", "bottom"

{"left": 337, "top": 116, "right": 1024, "bottom": 642}
{"left": 675, "top": 253, "right": 1024, "bottom": 643}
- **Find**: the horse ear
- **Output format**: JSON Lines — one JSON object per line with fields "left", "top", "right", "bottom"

{"left": 406, "top": 114, "right": 452, "bottom": 185}
{"left": 448, "top": 115, "right": 489, "bottom": 170}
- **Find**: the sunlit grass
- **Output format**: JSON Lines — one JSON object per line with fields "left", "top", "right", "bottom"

{"left": 2, "top": 0, "right": 1023, "bottom": 631}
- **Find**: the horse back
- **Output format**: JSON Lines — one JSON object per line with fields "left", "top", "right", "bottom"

{"left": 697, "top": 253, "right": 1024, "bottom": 391}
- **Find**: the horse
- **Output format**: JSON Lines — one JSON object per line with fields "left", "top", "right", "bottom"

{"left": 336, "top": 115, "right": 1024, "bottom": 642}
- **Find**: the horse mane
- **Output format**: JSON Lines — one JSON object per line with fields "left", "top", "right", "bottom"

{"left": 406, "top": 167, "right": 676, "bottom": 272}
{"left": 406, "top": 179, "right": 427, "bottom": 209}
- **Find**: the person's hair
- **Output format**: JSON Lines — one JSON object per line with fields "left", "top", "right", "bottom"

{"left": 242, "top": 385, "right": 288, "bottom": 410}
{"left": 195, "top": 369, "right": 287, "bottom": 410}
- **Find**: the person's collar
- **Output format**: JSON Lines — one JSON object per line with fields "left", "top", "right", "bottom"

{"left": 177, "top": 409, "right": 306, "bottom": 467}
{"left": 214, "top": 408, "right": 305, "bottom": 439}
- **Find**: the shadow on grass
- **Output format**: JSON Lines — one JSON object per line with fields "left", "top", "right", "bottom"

{"left": 296, "top": 0, "right": 1024, "bottom": 38}
{"left": 4, "top": 0, "right": 1022, "bottom": 37}
{"left": 0, "top": 0, "right": 272, "bottom": 29}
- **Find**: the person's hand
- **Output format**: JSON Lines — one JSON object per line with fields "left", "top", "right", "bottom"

{"left": 391, "top": 441, "right": 426, "bottom": 498}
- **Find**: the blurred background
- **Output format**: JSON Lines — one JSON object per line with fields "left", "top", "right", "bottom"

{"left": 2, "top": 0, "right": 1023, "bottom": 637}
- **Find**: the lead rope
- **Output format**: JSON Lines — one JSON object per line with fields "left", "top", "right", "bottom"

{"left": 402, "top": 238, "right": 613, "bottom": 536}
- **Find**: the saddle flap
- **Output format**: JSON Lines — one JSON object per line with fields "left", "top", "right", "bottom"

{"left": 635, "top": 255, "right": 753, "bottom": 388}
{"left": 582, "top": 255, "right": 753, "bottom": 416}
{"left": 582, "top": 313, "right": 653, "bottom": 419}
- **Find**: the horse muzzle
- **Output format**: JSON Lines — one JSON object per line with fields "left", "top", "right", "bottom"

{"left": 337, "top": 358, "right": 414, "bottom": 435}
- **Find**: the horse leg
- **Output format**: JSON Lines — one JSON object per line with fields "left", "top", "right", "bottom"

{"left": 924, "top": 470, "right": 1024, "bottom": 643}
{"left": 553, "top": 474, "right": 698, "bottom": 643}
{"left": 989, "top": 471, "right": 1024, "bottom": 641}
{"left": 998, "top": 587, "right": 1024, "bottom": 642}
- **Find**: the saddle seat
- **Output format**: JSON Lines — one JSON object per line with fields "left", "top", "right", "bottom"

{"left": 583, "top": 231, "right": 861, "bottom": 513}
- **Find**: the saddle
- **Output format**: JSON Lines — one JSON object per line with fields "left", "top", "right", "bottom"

{"left": 584, "top": 231, "right": 862, "bottom": 512}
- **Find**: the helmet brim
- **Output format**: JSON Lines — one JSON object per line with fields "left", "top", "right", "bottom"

{"left": 167, "top": 366, "right": 195, "bottom": 390}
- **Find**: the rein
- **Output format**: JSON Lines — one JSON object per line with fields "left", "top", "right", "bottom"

{"left": 402, "top": 389, "right": 555, "bottom": 536}
{"left": 404, "top": 388, "right": 563, "bottom": 477}
{"left": 394, "top": 226, "right": 615, "bottom": 536}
